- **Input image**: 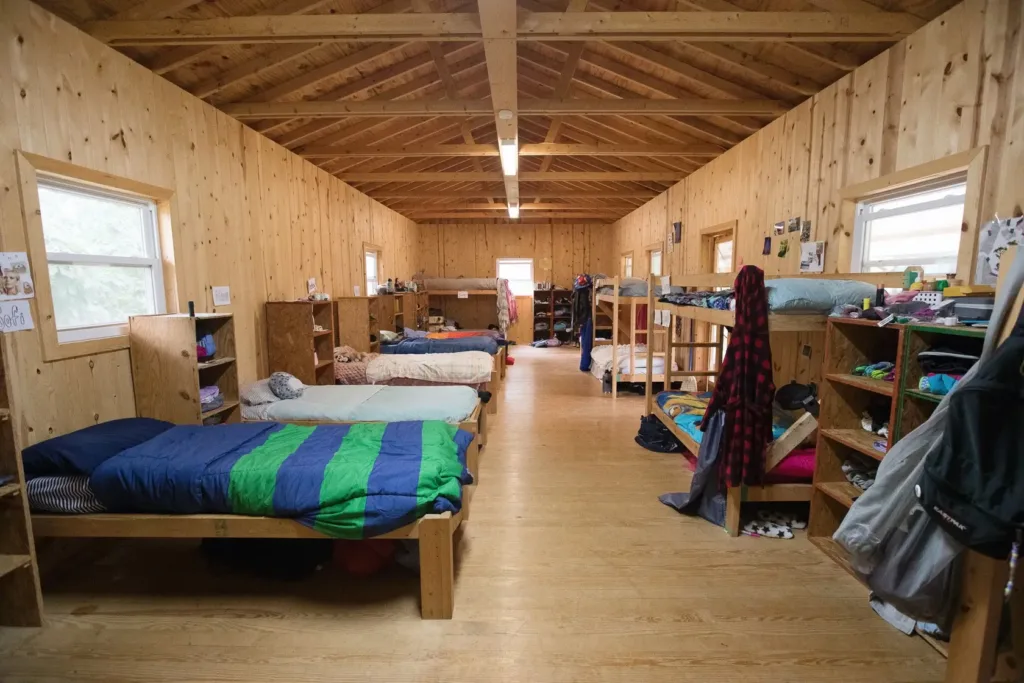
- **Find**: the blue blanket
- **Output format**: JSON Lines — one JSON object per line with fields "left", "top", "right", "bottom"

{"left": 89, "top": 421, "right": 473, "bottom": 538}
{"left": 381, "top": 336, "right": 499, "bottom": 355}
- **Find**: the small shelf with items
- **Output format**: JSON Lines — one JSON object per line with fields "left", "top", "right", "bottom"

{"left": 131, "top": 312, "right": 241, "bottom": 425}
{"left": 335, "top": 296, "right": 383, "bottom": 353}
{"left": 533, "top": 287, "right": 573, "bottom": 342}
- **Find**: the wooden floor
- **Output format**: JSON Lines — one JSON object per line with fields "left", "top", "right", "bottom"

{"left": 0, "top": 347, "right": 944, "bottom": 682}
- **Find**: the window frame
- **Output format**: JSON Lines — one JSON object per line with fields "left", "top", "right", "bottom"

{"left": 850, "top": 178, "right": 967, "bottom": 275}
{"left": 364, "top": 243, "right": 382, "bottom": 296}
{"left": 495, "top": 257, "right": 534, "bottom": 297}
{"left": 645, "top": 243, "right": 664, "bottom": 278}
{"left": 621, "top": 250, "right": 634, "bottom": 278}
{"left": 16, "top": 152, "right": 178, "bottom": 362}
{"left": 37, "top": 176, "right": 167, "bottom": 345}
{"left": 837, "top": 147, "right": 988, "bottom": 283}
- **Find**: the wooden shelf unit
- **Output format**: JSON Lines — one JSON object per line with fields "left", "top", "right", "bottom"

{"left": 809, "top": 318, "right": 985, "bottom": 579}
{"left": 266, "top": 301, "right": 335, "bottom": 386}
{"left": 532, "top": 288, "right": 572, "bottom": 342}
{"left": 130, "top": 313, "right": 241, "bottom": 425}
{"left": 334, "top": 296, "right": 385, "bottom": 353}
{"left": 0, "top": 336, "right": 44, "bottom": 626}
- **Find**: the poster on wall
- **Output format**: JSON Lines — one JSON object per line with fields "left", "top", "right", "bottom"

{"left": 800, "top": 241, "right": 826, "bottom": 273}
{"left": 773, "top": 221, "right": 785, "bottom": 236}
{"left": 672, "top": 222, "right": 682, "bottom": 244}
{"left": 0, "top": 300, "right": 34, "bottom": 333}
{"left": 975, "top": 216, "right": 1023, "bottom": 284}
{"left": 0, "top": 252, "right": 34, "bottom": 301}
{"left": 787, "top": 216, "right": 801, "bottom": 233}
{"left": 800, "top": 220, "right": 812, "bottom": 243}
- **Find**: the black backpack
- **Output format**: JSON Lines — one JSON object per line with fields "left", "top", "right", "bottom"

{"left": 635, "top": 414, "right": 684, "bottom": 454}
{"left": 918, "top": 304, "right": 1024, "bottom": 559}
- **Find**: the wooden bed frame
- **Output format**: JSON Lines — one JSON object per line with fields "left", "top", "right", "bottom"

{"left": 31, "top": 429, "right": 481, "bottom": 620}
{"left": 643, "top": 274, "right": 822, "bottom": 536}
{"left": 591, "top": 276, "right": 670, "bottom": 399}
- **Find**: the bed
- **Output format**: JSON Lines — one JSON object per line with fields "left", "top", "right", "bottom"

{"left": 420, "top": 278, "right": 518, "bottom": 334}
{"left": 589, "top": 343, "right": 682, "bottom": 386}
{"left": 333, "top": 349, "right": 501, "bottom": 414}
{"left": 382, "top": 336, "right": 499, "bottom": 355}
{"left": 27, "top": 417, "right": 478, "bottom": 618}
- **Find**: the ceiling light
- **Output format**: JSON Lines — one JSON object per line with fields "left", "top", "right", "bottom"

{"left": 498, "top": 138, "right": 518, "bottom": 176}
{"left": 498, "top": 109, "right": 514, "bottom": 121}
{"left": 508, "top": 203, "right": 520, "bottom": 219}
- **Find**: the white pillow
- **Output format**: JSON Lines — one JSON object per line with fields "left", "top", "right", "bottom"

{"left": 241, "top": 379, "right": 280, "bottom": 406}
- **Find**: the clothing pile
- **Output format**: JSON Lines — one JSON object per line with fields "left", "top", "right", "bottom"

{"left": 573, "top": 274, "right": 594, "bottom": 371}
{"left": 634, "top": 414, "right": 684, "bottom": 454}
{"left": 843, "top": 459, "right": 877, "bottom": 491}
{"left": 659, "top": 289, "right": 734, "bottom": 310}
{"left": 496, "top": 278, "right": 519, "bottom": 333}
{"left": 196, "top": 333, "right": 216, "bottom": 360}
{"left": 853, "top": 361, "right": 895, "bottom": 382}
{"left": 531, "top": 338, "right": 562, "bottom": 348}
{"left": 915, "top": 348, "right": 978, "bottom": 395}
{"left": 200, "top": 385, "right": 223, "bottom": 413}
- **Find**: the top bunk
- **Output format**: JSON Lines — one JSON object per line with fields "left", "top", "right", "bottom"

{"left": 423, "top": 277, "right": 498, "bottom": 295}
{"left": 649, "top": 272, "right": 902, "bottom": 333}
{"left": 594, "top": 276, "right": 653, "bottom": 304}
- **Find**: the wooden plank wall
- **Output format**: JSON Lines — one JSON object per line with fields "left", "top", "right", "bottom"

{"left": 416, "top": 223, "right": 613, "bottom": 332}
{"left": 0, "top": 0, "right": 418, "bottom": 446}
{"left": 613, "top": 0, "right": 1023, "bottom": 385}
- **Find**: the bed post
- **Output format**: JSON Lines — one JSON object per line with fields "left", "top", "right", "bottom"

{"left": 725, "top": 487, "right": 742, "bottom": 537}
{"left": 611, "top": 277, "right": 619, "bottom": 399}
{"left": 645, "top": 281, "right": 656, "bottom": 415}
{"left": 419, "top": 512, "right": 455, "bottom": 619}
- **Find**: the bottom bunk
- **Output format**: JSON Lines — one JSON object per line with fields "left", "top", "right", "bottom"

{"left": 653, "top": 390, "right": 817, "bottom": 536}
{"left": 590, "top": 344, "right": 682, "bottom": 386}
{"left": 26, "top": 417, "right": 478, "bottom": 619}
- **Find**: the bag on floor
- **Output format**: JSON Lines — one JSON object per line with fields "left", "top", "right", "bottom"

{"left": 635, "top": 414, "right": 683, "bottom": 453}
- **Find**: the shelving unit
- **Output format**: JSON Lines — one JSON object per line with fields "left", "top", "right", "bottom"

{"left": 334, "top": 296, "right": 383, "bottom": 353}
{"left": 394, "top": 293, "right": 409, "bottom": 333}
{"left": 130, "top": 313, "right": 241, "bottom": 425}
{"left": 266, "top": 301, "right": 335, "bottom": 386}
{"left": 532, "top": 287, "right": 572, "bottom": 343}
{"left": 809, "top": 318, "right": 986, "bottom": 586}
{"left": 0, "top": 337, "right": 44, "bottom": 626}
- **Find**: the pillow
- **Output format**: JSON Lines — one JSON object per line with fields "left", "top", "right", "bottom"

{"left": 379, "top": 330, "right": 399, "bottom": 343}
{"left": 22, "top": 417, "right": 174, "bottom": 479}
{"left": 765, "top": 278, "right": 876, "bottom": 314}
{"left": 240, "top": 379, "right": 280, "bottom": 406}
{"left": 268, "top": 372, "right": 304, "bottom": 400}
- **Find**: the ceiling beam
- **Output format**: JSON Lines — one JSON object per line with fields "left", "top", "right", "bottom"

{"left": 405, "top": 212, "right": 621, "bottom": 218}
{"left": 477, "top": 0, "right": 519, "bottom": 208}
{"left": 86, "top": 12, "right": 922, "bottom": 46}
{"left": 299, "top": 142, "right": 723, "bottom": 158}
{"left": 368, "top": 189, "right": 658, "bottom": 197}
{"left": 222, "top": 97, "right": 786, "bottom": 119}
{"left": 338, "top": 171, "right": 683, "bottom": 181}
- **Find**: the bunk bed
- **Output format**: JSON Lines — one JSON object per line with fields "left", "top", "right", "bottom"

{"left": 590, "top": 276, "right": 674, "bottom": 398}
{"left": 420, "top": 277, "right": 517, "bottom": 342}
{"left": 643, "top": 274, "right": 831, "bottom": 535}
{"left": 28, "top": 419, "right": 479, "bottom": 619}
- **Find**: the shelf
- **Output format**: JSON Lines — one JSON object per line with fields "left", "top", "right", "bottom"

{"left": 0, "top": 483, "right": 20, "bottom": 498}
{"left": 313, "top": 330, "right": 333, "bottom": 338}
{"left": 809, "top": 537, "right": 863, "bottom": 585}
{"left": 905, "top": 389, "right": 943, "bottom": 404}
{"left": 826, "top": 373, "right": 894, "bottom": 396}
{"left": 821, "top": 428, "right": 888, "bottom": 461}
{"left": 0, "top": 554, "right": 32, "bottom": 580}
{"left": 200, "top": 399, "right": 239, "bottom": 419}
{"left": 197, "top": 356, "right": 236, "bottom": 370}
{"left": 815, "top": 480, "right": 863, "bottom": 508}
{"left": 315, "top": 359, "right": 334, "bottom": 369}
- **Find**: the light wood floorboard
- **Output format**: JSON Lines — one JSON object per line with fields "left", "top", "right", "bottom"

{"left": 0, "top": 347, "right": 943, "bottom": 682}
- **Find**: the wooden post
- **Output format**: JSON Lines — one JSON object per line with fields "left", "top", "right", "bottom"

{"left": 645, "top": 281, "right": 656, "bottom": 414}
{"left": 665, "top": 310, "right": 675, "bottom": 391}
{"left": 611, "top": 278, "right": 619, "bottom": 399}
{"left": 725, "top": 487, "right": 742, "bottom": 537}
{"left": 418, "top": 513, "right": 454, "bottom": 619}
{"left": 945, "top": 552, "right": 1007, "bottom": 683}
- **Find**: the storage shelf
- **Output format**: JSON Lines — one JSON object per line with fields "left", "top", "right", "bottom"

{"left": 808, "top": 537, "right": 863, "bottom": 585}
{"left": 821, "top": 428, "right": 887, "bottom": 461}
{"left": 0, "top": 483, "right": 20, "bottom": 498}
{"left": 315, "top": 359, "right": 334, "bottom": 369}
{"left": 201, "top": 399, "right": 239, "bottom": 419}
{"left": 825, "top": 373, "right": 894, "bottom": 396}
{"left": 313, "top": 330, "right": 333, "bottom": 338}
{"left": 0, "top": 554, "right": 32, "bottom": 580}
{"left": 905, "top": 389, "right": 943, "bottom": 404}
{"left": 197, "top": 356, "right": 235, "bottom": 370}
{"left": 815, "top": 480, "right": 863, "bottom": 508}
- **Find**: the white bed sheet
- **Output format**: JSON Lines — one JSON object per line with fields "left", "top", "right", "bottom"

{"left": 241, "top": 385, "right": 479, "bottom": 423}
{"left": 589, "top": 344, "right": 675, "bottom": 380}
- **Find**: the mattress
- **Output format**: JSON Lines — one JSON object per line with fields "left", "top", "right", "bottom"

{"left": 242, "top": 385, "right": 480, "bottom": 424}
{"left": 423, "top": 277, "right": 497, "bottom": 291}
{"left": 381, "top": 336, "right": 499, "bottom": 355}
{"left": 367, "top": 351, "right": 493, "bottom": 385}
{"left": 589, "top": 344, "right": 676, "bottom": 380}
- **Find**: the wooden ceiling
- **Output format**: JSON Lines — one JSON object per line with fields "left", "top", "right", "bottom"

{"left": 37, "top": 0, "right": 960, "bottom": 224}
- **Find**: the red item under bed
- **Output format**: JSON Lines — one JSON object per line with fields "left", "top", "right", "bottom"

{"left": 682, "top": 447, "right": 815, "bottom": 484}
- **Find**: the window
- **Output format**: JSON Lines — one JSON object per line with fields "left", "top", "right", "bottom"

{"left": 649, "top": 249, "right": 663, "bottom": 277}
{"left": 365, "top": 249, "right": 380, "bottom": 295}
{"left": 714, "top": 239, "right": 733, "bottom": 274}
{"left": 622, "top": 252, "right": 633, "bottom": 278}
{"left": 496, "top": 258, "right": 534, "bottom": 297}
{"left": 37, "top": 177, "right": 165, "bottom": 343}
{"left": 852, "top": 177, "right": 966, "bottom": 275}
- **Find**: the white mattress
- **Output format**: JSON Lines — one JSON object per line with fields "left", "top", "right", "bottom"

{"left": 590, "top": 344, "right": 674, "bottom": 380}
{"left": 241, "top": 385, "right": 479, "bottom": 423}
{"left": 367, "top": 351, "right": 493, "bottom": 385}
{"left": 422, "top": 277, "right": 497, "bottom": 291}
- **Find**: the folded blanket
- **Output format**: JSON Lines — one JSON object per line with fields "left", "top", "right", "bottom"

{"left": 366, "top": 351, "right": 493, "bottom": 385}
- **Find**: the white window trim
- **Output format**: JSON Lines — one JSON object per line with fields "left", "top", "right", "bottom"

{"left": 496, "top": 257, "right": 534, "bottom": 297}
{"left": 851, "top": 182, "right": 966, "bottom": 274}
{"left": 39, "top": 177, "right": 166, "bottom": 345}
{"left": 365, "top": 249, "right": 380, "bottom": 295}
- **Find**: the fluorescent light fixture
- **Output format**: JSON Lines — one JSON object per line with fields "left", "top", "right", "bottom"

{"left": 498, "top": 138, "right": 518, "bottom": 176}
{"left": 508, "top": 203, "right": 520, "bottom": 219}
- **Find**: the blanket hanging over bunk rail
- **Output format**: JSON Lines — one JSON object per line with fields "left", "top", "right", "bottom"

{"left": 702, "top": 265, "right": 775, "bottom": 488}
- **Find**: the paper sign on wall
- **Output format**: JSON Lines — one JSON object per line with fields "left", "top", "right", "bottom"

{"left": 660, "top": 276, "right": 670, "bottom": 290}
{"left": 0, "top": 301, "right": 34, "bottom": 332}
{"left": 212, "top": 286, "right": 231, "bottom": 306}
{"left": 800, "top": 241, "right": 826, "bottom": 273}
{"left": 457, "top": 290, "right": 469, "bottom": 299}
{"left": 0, "top": 252, "right": 34, "bottom": 301}
{"left": 307, "top": 277, "right": 317, "bottom": 295}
